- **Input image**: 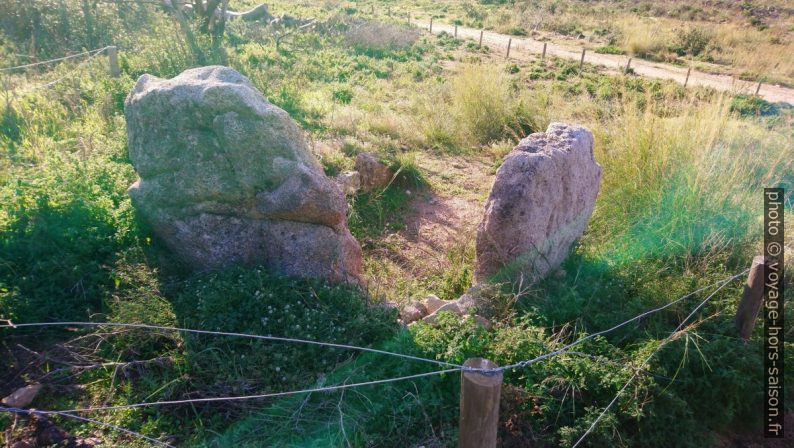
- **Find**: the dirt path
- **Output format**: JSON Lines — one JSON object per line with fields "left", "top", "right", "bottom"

{"left": 415, "top": 20, "right": 794, "bottom": 105}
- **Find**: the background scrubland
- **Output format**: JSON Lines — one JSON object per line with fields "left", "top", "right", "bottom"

{"left": 0, "top": 1, "right": 793, "bottom": 447}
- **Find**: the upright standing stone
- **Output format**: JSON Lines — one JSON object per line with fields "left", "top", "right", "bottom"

{"left": 125, "top": 66, "right": 362, "bottom": 283}
{"left": 475, "top": 123, "right": 601, "bottom": 284}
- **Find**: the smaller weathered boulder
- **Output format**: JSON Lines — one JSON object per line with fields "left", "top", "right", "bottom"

{"left": 336, "top": 171, "right": 361, "bottom": 195}
{"left": 2, "top": 384, "right": 42, "bottom": 408}
{"left": 423, "top": 294, "right": 445, "bottom": 314}
{"left": 400, "top": 301, "right": 428, "bottom": 324}
{"left": 475, "top": 123, "right": 601, "bottom": 284}
{"left": 355, "top": 153, "right": 394, "bottom": 191}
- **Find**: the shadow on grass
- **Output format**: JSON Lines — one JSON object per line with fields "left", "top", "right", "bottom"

{"left": 0, "top": 198, "right": 120, "bottom": 323}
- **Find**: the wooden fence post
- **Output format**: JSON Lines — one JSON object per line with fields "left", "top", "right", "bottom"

{"left": 541, "top": 42, "right": 547, "bottom": 60}
{"left": 579, "top": 47, "right": 586, "bottom": 68}
{"left": 755, "top": 80, "right": 763, "bottom": 96}
{"left": 684, "top": 66, "right": 691, "bottom": 87}
{"left": 429, "top": 17, "right": 433, "bottom": 33}
{"left": 479, "top": 30, "right": 483, "bottom": 48}
{"left": 459, "top": 358, "right": 502, "bottom": 448}
{"left": 735, "top": 256, "right": 769, "bottom": 340}
{"left": 506, "top": 38, "right": 512, "bottom": 59}
{"left": 107, "top": 45, "right": 119, "bottom": 77}
{"left": 625, "top": 57, "right": 632, "bottom": 74}
{"left": 455, "top": 25, "right": 458, "bottom": 39}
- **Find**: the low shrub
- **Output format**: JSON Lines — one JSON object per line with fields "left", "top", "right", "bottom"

{"left": 595, "top": 45, "right": 625, "bottom": 55}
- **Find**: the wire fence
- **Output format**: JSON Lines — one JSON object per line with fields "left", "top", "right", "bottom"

{"left": 1, "top": 46, "right": 113, "bottom": 95}
{"left": 0, "top": 47, "right": 111, "bottom": 73}
{"left": 0, "top": 268, "right": 750, "bottom": 446}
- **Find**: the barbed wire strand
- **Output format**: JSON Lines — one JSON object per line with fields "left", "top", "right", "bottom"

{"left": 14, "top": 48, "right": 112, "bottom": 94}
{"left": 0, "top": 269, "right": 749, "bottom": 375}
{"left": 11, "top": 368, "right": 459, "bottom": 414}
{"left": 472, "top": 268, "right": 750, "bottom": 373}
{"left": 571, "top": 269, "right": 746, "bottom": 448}
{"left": 0, "top": 46, "right": 111, "bottom": 72}
{"left": 0, "top": 405, "right": 174, "bottom": 447}
{"left": 0, "top": 321, "right": 463, "bottom": 369}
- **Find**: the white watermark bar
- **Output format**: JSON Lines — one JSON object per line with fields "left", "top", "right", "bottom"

{"left": 764, "top": 188, "right": 784, "bottom": 438}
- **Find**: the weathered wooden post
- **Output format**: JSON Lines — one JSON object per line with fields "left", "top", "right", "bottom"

{"left": 541, "top": 42, "right": 547, "bottom": 60}
{"left": 684, "top": 66, "right": 692, "bottom": 87}
{"left": 479, "top": 30, "right": 483, "bottom": 47}
{"left": 459, "top": 358, "right": 502, "bottom": 448}
{"left": 755, "top": 80, "right": 763, "bottom": 96}
{"left": 736, "top": 256, "right": 769, "bottom": 340}
{"left": 579, "top": 47, "right": 586, "bottom": 68}
{"left": 506, "top": 38, "right": 512, "bottom": 59}
{"left": 429, "top": 17, "right": 433, "bottom": 33}
{"left": 625, "top": 57, "right": 632, "bottom": 74}
{"left": 455, "top": 25, "right": 458, "bottom": 39}
{"left": 107, "top": 45, "right": 119, "bottom": 77}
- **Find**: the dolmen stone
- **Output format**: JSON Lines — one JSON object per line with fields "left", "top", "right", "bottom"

{"left": 474, "top": 123, "right": 601, "bottom": 284}
{"left": 125, "top": 66, "right": 362, "bottom": 283}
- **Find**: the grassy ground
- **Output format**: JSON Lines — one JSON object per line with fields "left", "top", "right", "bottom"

{"left": 1, "top": 1, "right": 793, "bottom": 447}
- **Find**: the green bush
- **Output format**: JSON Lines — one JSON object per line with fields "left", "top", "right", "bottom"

{"left": 595, "top": 45, "right": 625, "bottom": 55}
{"left": 670, "top": 27, "right": 712, "bottom": 56}
{"left": 730, "top": 94, "right": 779, "bottom": 117}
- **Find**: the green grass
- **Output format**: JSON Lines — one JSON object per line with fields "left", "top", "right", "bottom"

{"left": 1, "top": 1, "right": 793, "bottom": 447}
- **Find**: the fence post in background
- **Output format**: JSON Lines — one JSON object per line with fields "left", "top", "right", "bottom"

{"left": 107, "top": 46, "right": 119, "bottom": 77}
{"left": 455, "top": 25, "right": 458, "bottom": 39}
{"left": 625, "top": 57, "right": 632, "bottom": 74}
{"left": 755, "top": 79, "right": 763, "bottom": 96}
{"left": 387, "top": 6, "right": 390, "bottom": 16}
{"left": 429, "top": 17, "right": 433, "bottom": 33}
{"left": 541, "top": 42, "right": 547, "bottom": 60}
{"left": 459, "top": 358, "right": 502, "bottom": 448}
{"left": 579, "top": 48, "right": 586, "bottom": 69}
{"left": 735, "top": 256, "right": 768, "bottom": 340}
{"left": 506, "top": 38, "right": 512, "bottom": 59}
{"left": 479, "top": 30, "right": 483, "bottom": 48}
{"left": 684, "top": 66, "right": 691, "bottom": 87}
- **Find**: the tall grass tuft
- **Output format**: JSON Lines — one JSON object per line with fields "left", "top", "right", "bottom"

{"left": 449, "top": 63, "right": 512, "bottom": 144}
{"left": 587, "top": 94, "right": 792, "bottom": 266}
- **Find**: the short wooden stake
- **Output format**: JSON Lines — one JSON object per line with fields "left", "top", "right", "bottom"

{"left": 541, "top": 42, "right": 547, "bottom": 60}
{"left": 459, "top": 358, "right": 502, "bottom": 448}
{"left": 506, "top": 38, "right": 512, "bottom": 59}
{"left": 429, "top": 17, "right": 433, "bottom": 33}
{"left": 735, "top": 256, "right": 769, "bottom": 340}
{"left": 625, "top": 57, "right": 632, "bottom": 74}
{"left": 107, "top": 45, "right": 119, "bottom": 77}
{"left": 684, "top": 66, "right": 691, "bottom": 87}
{"left": 579, "top": 47, "right": 586, "bottom": 68}
{"left": 755, "top": 80, "right": 763, "bottom": 96}
{"left": 454, "top": 25, "right": 458, "bottom": 39}
{"left": 479, "top": 30, "right": 483, "bottom": 47}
